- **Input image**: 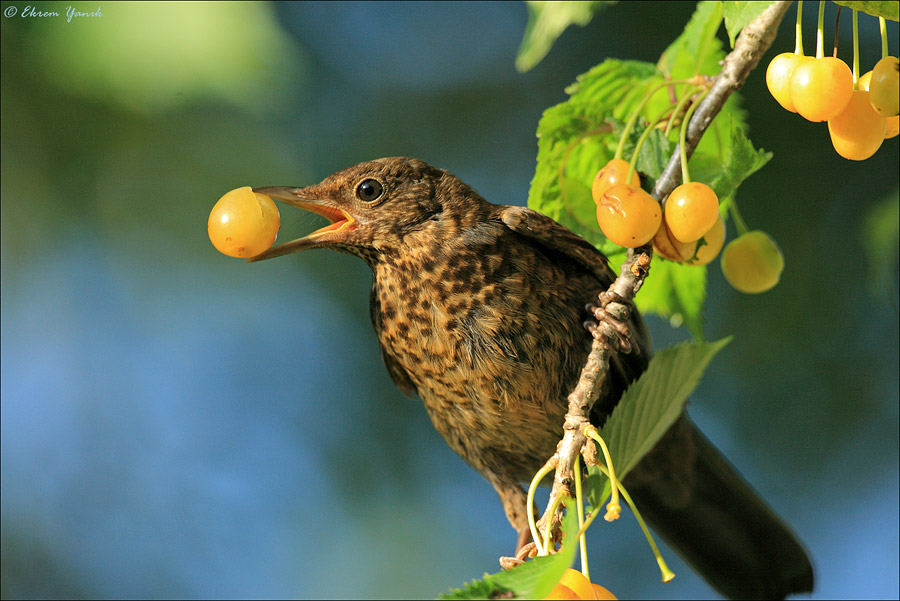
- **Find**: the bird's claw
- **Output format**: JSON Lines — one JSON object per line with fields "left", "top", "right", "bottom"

{"left": 499, "top": 555, "right": 524, "bottom": 570}
{"left": 597, "top": 290, "right": 633, "bottom": 311}
{"left": 584, "top": 292, "right": 634, "bottom": 354}
{"left": 499, "top": 541, "right": 540, "bottom": 570}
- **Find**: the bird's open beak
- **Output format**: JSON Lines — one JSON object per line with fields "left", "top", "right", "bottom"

{"left": 247, "top": 186, "right": 358, "bottom": 262}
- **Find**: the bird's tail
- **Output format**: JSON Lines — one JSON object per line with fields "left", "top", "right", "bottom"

{"left": 625, "top": 414, "right": 814, "bottom": 600}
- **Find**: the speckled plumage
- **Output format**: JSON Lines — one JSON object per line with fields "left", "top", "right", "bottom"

{"left": 253, "top": 157, "right": 812, "bottom": 600}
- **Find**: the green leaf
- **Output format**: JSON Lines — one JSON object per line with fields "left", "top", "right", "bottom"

{"left": 659, "top": 0, "right": 745, "bottom": 161}
{"left": 710, "top": 118, "right": 773, "bottom": 201}
{"left": 659, "top": 1, "right": 725, "bottom": 77}
{"left": 721, "top": 1, "right": 776, "bottom": 47}
{"left": 437, "top": 509, "right": 580, "bottom": 599}
{"left": 528, "top": 100, "right": 617, "bottom": 253}
{"left": 438, "top": 578, "right": 496, "bottom": 600}
{"left": 528, "top": 60, "right": 662, "bottom": 257}
{"left": 516, "top": 1, "right": 614, "bottom": 72}
{"left": 584, "top": 472, "right": 611, "bottom": 514}
{"left": 565, "top": 58, "right": 661, "bottom": 105}
{"left": 599, "top": 338, "right": 732, "bottom": 479}
{"left": 832, "top": 1, "right": 899, "bottom": 21}
{"left": 634, "top": 126, "right": 672, "bottom": 184}
{"left": 636, "top": 257, "right": 708, "bottom": 339}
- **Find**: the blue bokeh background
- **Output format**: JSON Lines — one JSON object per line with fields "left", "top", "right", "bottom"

{"left": 2, "top": 2, "right": 898, "bottom": 599}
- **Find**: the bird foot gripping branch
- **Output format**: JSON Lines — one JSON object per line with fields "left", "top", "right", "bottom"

{"left": 585, "top": 291, "right": 636, "bottom": 353}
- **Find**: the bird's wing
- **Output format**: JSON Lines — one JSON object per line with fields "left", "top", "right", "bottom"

{"left": 369, "top": 286, "right": 418, "bottom": 397}
{"left": 499, "top": 204, "right": 653, "bottom": 412}
{"left": 498, "top": 206, "right": 616, "bottom": 286}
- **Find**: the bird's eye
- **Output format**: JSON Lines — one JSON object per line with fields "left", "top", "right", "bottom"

{"left": 356, "top": 179, "right": 384, "bottom": 202}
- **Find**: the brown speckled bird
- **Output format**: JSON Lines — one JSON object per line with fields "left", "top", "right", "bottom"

{"left": 251, "top": 157, "right": 812, "bottom": 600}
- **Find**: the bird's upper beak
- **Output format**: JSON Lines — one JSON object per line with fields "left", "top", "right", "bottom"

{"left": 247, "top": 186, "right": 358, "bottom": 262}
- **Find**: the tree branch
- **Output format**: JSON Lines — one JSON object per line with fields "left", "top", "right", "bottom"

{"left": 652, "top": 1, "right": 793, "bottom": 198}
{"left": 539, "top": 0, "right": 792, "bottom": 540}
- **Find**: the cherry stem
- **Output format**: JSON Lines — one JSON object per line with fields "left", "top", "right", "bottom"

{"left": 527, "top": 457, "right": 557, "bottom": 556}
{"left": 583, "top": 463, "right": 675, "bottom": 584}
{"left": 664, "top": 85, "right": 701, "bottom": 137}
{"left": 795, "top": 1, "right": 804, "bottom": 55}
{"left": 627, "top": 102, "right": 677, "bottom": 186}
{"left": 852, "top": 9, "right": 859, "bottom": 88}
{"left": 879, "top": 17, "right": 887, "bottom": 59}
{"left": 728, "top": 196, "right": 750, "bottom": 237}
{"left": 815, "top": 1, "right": 825, "bottom": 60}
{"left": 542, "top": 490, "right": 568, "bottom": 557}
{"left": 584, "top": 427, "right": 621, "bottom": 520}
{"left": 615, "top": 78, "right": 693, "bottom": 161}
{"left": 833, "top": 5, "right": 841, "bottom": 59}
{"left": 678, "top": 87, "right": 712, "bottom": 185}
{"left": 573, "top": 456, "right": 589, "bottom": 581}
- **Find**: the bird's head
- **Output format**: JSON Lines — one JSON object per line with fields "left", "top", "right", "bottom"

{"left": 249, "top": 157, "right": 478, "bottom": 263}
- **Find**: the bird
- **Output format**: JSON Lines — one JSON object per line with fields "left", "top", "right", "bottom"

{"left": 250, "top": 157, "right": 813, "bottom": 599}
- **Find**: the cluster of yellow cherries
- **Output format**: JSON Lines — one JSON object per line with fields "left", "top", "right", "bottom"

{"left": 766, "top": 2, "right": 899, "bottom": 160}
{"left": 592, "top": 78, "right": 783, "bottom": 294}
